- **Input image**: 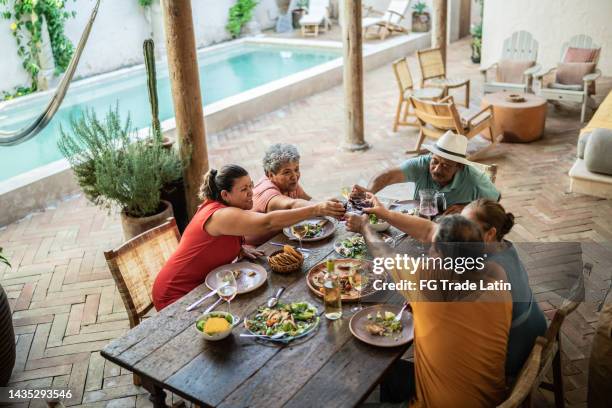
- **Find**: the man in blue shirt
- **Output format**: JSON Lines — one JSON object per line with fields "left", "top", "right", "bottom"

{"left": 353, "top": 132, "right": 500, "bottom": 209}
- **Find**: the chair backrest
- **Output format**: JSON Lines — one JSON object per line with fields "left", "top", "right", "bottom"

{"left": 392, "top": 57, "right": 414, "bottom": 93}
{"left": 561, "top": 35, "right": 601, "bottom": 64}
{"left": 383, "top": 0, "right": 410, "bottom": 25}
{"left": 417, "top": 47, "right": 446, "bottom": 81}
{"left": 471, "top": 162, "right": 498, "bottom": 184}
{"left": 104, "top": 218, "right": 180, "bottom": 328}
{"left": 308, "top": 0, "right": 329, "bottom": 16}
{"left": 501, "top": 31, "right": 538, "bottom": 62}
{"left": 497, "top": 337, "right": 548, "bottom": 408}
{"left": 410, "top": 96, "right": 463, "bottom": 138}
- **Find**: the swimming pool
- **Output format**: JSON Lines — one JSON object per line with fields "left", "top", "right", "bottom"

{"left": 0, "top": 42, "right": 341, "bottom": 183}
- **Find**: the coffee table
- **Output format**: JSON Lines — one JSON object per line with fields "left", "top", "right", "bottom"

{"left": 481, "top": 91, "right": 547, "bottom": 142}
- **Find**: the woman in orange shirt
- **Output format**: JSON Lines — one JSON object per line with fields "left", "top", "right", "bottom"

{"left": 153, "top": 164, "right": 345, "bottom": 311}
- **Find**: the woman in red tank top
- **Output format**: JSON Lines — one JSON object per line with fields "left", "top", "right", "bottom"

{"left": 152, "top": 165, "right": 345, "bottom": 311}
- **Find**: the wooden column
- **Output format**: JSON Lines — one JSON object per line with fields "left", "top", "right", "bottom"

{"left": 161, "top": 0, "right": 208, "bottom": 218}
{"left": 432, "top": 0, "right": 448, "bottom": 69}
{"left": 341, "top": 0, "right": 369, "bottom": 151}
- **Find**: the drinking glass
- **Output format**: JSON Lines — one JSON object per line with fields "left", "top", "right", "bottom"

{"left": 290, "top": 224, "right": 309, "bottom": 259}
{"left": 435, "top": 192, "right": 447, "bottom": 214}
{"left": 419, "top": 189, "right": 438, "bottom": 220}
{"left": 217, "top": 270, "right": 238, "bottom": 314}
{"left": 349, "top": 267, "right": 366, "bottom": 313}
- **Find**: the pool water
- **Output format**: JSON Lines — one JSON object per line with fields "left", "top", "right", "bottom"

{"left": 0, "top": 43, "right": 340, "bottom": 182}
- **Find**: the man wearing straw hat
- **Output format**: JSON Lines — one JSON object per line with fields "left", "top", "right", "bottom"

{"left": 353, "top": 131, "right": 500, "bottom": 211}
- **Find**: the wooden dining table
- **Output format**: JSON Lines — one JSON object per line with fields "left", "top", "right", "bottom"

{"left": 100, "top": 218, "right": 417, "bottom": 408}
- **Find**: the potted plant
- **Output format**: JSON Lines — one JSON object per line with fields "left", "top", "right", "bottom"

{"left": 58, "top": 105, "right": 182, "bottom": 240}
{"left": 292, "top": 0, "right": 308, "bottom": 29}
{"left": 0, "top": 248, "right": 16, "bottom": 386}
{"left": 470, "top": 22, "right": 482, "bottom": 63}
{"left": 411, "top": 1, "right": 430, "bottom": 32}
{"left": 470, "top": 0, "right": 484, "bottom": 63}
{"left": 226, "top": 0, "right": 259, "bottom": 38}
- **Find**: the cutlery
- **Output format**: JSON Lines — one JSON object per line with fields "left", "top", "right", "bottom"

{"left": 185, "top": 284, "right": 228, "bottom": 311}
{"left": 203, "top": 297, "right": 223, "bottom": 314}
{"left": 240, "top": 332, "right": 287, "bottom": 340}
{"left": 267, "top": 286, "right": 286, "bottom": 308}
{"left": 395, "top": 302, "right": 409, "bottom": 321}
{"left": 269, "top": 242, "right": 311, "bottom": 252}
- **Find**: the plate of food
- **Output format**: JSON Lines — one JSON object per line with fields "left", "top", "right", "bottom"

{"left": 367, "top": 214, "right": 390, "bottom": 232}
{"left": 334, "top": 235, "right": 367, "bottom": 259}
{"left": 243, "top": 301, "right": 320, "bottom": 343}
{"left": 205, "top": 262, "right": 267, "bottom": 295}
{"left": 283, "top": 217, "right": 336, "bottom": 242}
{"left": 388, "top": 199, "right": 419, "bottom": 215}
{"left": 349, "top": 304, "right": 414, "bottom": 347}
{"left": 306, "top": 258, "right": 383, "bottom": 302}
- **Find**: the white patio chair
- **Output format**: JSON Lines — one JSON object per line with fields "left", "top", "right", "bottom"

{"left": 300, "top": 0, "right": 331, "bottom": 37}
{"left": 481, "top": 31, "right": 541, "bottom": 94}
{"left": 362, "top": 0, "right": 410, "bottom": 40}
{"left": 536, "top": 34, "right": 602, "bottom": 122}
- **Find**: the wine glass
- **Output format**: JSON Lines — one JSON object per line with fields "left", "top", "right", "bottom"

{"left": 216, "top": 270, "right": 238, "bottom": 314}
{"left": 419, "top": 189, "right": 438, "bottom": 220}
{"left": 349, "top": 267, "right": 366, "bottom": 313}
{"left": 290, "top": 224, "right": 309, "bottom": 259}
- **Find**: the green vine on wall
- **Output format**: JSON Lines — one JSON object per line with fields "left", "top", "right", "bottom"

{"left": 0, "top": 0, "right": 76, "bottom": 100}
{"left": 226, "top": 0, "right": 258, "bottom": 38}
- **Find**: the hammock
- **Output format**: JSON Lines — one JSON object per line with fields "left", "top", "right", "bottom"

{"left": 0, "top": 0, "right": 101, "bottom": 147}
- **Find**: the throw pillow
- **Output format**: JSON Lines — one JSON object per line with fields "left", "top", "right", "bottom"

{"left": 564, "top": 47, "right": 600, "bottom": 63}
{"left": 584, "top": 128, "right": 612, "bottom": 176}
{"left": 556, "top": 62, "right": 596, "bottom": 85}
{"left": 496, "top": 59, "right": 535, "bottom": 84}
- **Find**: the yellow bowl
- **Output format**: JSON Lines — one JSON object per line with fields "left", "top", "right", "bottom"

{"left": 194, "top": 311, "right": 238, "bottom": 341}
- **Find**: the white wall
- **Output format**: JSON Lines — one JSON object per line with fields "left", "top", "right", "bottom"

{"left": 482, "top": 0, "right": 612, "bottom": 73}
{"left": 0, "top": 0, "right": 279, "bottom": 95}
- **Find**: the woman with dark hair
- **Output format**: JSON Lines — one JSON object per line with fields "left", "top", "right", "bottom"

{"left": 346, "top": 212, "right": 512, "bottom": 407}
{"left": 152, "top": 165, "right": 339, "bottom": 311}
{"left": 360, "top": 195, "right": 546, "bottom": 377}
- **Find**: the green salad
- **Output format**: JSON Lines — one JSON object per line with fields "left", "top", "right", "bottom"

{"left": 336, "top": 235, "right": 367, "bottom": 259}
{"left": 369, "top": 214, "right": 381, "bottom": 224}
{"left": 365, "top": 311, "right": 402, "bottom": 337}
{"left": 245, "top": 302, "right": 319, "bottom": 337}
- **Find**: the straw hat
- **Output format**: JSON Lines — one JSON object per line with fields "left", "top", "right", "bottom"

{"left": 423, "top": 131, "right": 474, "bottom": 166}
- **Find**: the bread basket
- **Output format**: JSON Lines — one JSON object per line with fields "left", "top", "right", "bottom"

{"left": 268, "top": 249, "right": 303, "bottom": 274}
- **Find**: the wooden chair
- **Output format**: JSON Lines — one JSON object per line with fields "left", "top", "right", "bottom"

{"left": 104, "top": 217, "right": 180, "bottom": 385}
{"left": 498, "top": 337, "right": 548, "bottom": 408}
{"left": 392, "top": 57, "right": 443, "bottom": 131}
{"left": 409, "top": 95, "right": 499, "bottom": 160}
{"left": 481, "top": 31, "right": 541, "bottom": 94}
{"left": 300, "top": 0, "right": 331, "bottom": 37}
{"left": 362, "top": 0, "right": 410, "bottom": 40}
{"left": 471, "top": 162, "right": 498, "bottom": 184}
{"left": 417, "top": 47, "right": 471, "bottom": 107}
{"left": 535, "top": 35, "right": 602, "bottom": 122}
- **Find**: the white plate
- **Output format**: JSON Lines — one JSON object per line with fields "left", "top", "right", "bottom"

{"left": 282, "top": 217, "right": 337, "bottom": 242}
{"left": 205, "top": 262, "right": 268, "bottom": 295}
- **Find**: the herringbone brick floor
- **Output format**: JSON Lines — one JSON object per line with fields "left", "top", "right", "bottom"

{"left": 1, "top": 37, "right": 611, "bottom": 407}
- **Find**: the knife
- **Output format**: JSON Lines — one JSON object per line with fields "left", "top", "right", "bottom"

{"left": 185, "top": 283, "right": 227, "bottom": 311}
{"left": 203, "top": 297, "right": 223, "bottom": 314}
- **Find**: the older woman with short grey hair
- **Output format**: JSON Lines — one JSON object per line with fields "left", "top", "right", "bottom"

{"left": 245, "top": 143, "right": 345, "bottom": 246}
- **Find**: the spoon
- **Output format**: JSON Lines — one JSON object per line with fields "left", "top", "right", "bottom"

{"left": 185, "top": 283, "right": 228, "bottom": 311}
{"left": 239, "top": 332, "right": 287, "bottom": 340}
{"left": 395, "top": 302, "right": 409, "bottom": 322}
{"left": 267, "top": 286, "right": 285, "bottom": 308}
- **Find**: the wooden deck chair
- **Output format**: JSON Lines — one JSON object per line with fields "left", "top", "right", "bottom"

{"left": 409, "top": 95, "right": 499, "bottom": 160}
{"left": 104, "top": 218, "right": 180, "bottom": 385}
{"left": 497, "top": 337, "right": 548, "bottom": 408}
{"left": 300, "top": 0, "right": 331, "bottom": 37}
{"left": 471, "top": 162, "right": 498, "bottom": 184}
{"left": 417, "top": 47, "right": 471, "bottom": 107}
{"left": 536, "top": 35, "right": 602, "bottom": 122}
{"left": 392, "top": 57, "right": 443, "bottom": 131}
{"left": 362, "top": 0, "right": 410, "bottom": 41}
{"left": 481, "top": 31, "right": 541, "bottom": 94}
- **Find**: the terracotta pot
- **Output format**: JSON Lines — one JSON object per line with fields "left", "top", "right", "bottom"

{"left": 412, "top": 12, "right": 431, "bottom": 32}
{"left": 120, "top": 200, "right": 174, "bottom": 241}
{"left": 0, "top": 284, "right": 16, "bottom": 386}
{"left": 292, "top": 9, "right": 305, "bottom": 28}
